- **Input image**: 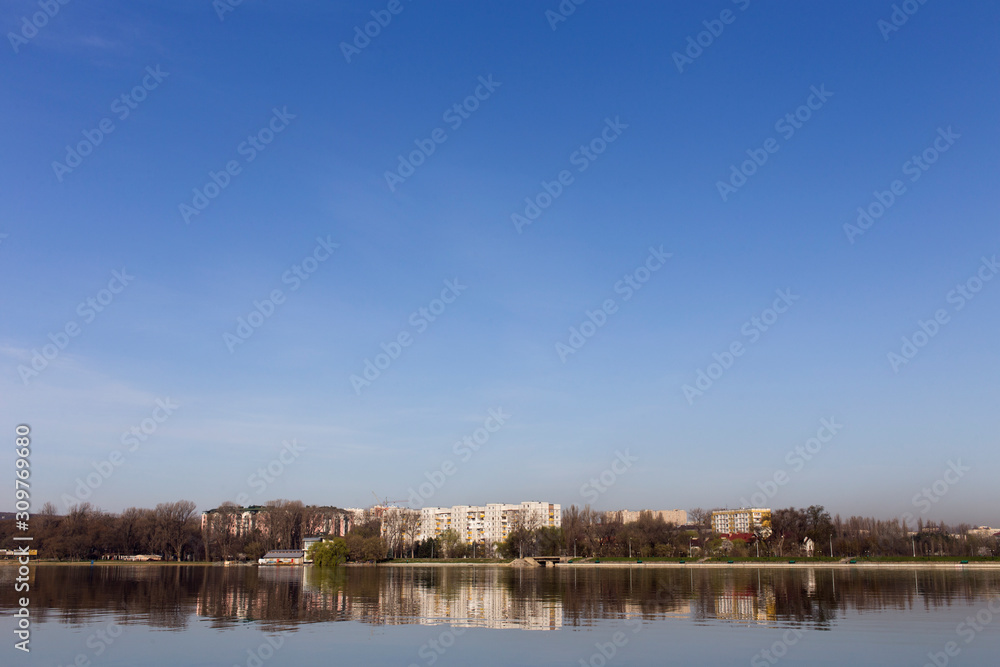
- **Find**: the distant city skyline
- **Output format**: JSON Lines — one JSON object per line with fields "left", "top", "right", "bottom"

{"left": 3, "top": 2, "right": 998, "bottom": 527}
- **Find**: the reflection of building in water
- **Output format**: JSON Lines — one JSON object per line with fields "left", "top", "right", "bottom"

{"left": 196, "top": 566, "right": 307, "bottom": 621}
{"left": 297, "top": 568, "right": 563, "bottom": 630}
{"left": 412, "top": 581, "right": 561, "bottom": 630}
{"left": 621, "top": 600, "right": 691, "bottom": 619}
{"left": 714, "top": 580, "right": 776, "bottom": 622}
{"left": 805, "top": 568, "right": 817, "bottom": 596}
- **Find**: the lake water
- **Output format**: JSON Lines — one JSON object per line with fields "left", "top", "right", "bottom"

{"left": 1, "top": 564, "right": 998, "bottom": 666}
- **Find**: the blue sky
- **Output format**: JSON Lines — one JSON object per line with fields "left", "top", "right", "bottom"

{"left": 2, "top": 1, "right": 998, "bottom": 525}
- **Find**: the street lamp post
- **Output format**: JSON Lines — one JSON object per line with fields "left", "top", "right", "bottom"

{"left": 628, "top": 539, "right": 632, "bottom": 559}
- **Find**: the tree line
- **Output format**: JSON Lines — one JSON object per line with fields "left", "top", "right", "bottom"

{"left": 0, "top": 501, "right": 199, "bottom": 561}
{"left": 2, "top": 500, "right": 995, "bottom": 562}
{"left": 0, "top": 499, "right": 352, "bottom": 561}
{"left": 491, "top": 505, "right": 997, "bottom": 559}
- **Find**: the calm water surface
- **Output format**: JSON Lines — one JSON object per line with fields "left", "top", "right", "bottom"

{"left": 1, "top": 564, "right": 998, "bottom": 666}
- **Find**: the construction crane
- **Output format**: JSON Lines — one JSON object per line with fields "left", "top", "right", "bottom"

{"left": 371, "top": 492, "right": 407, "bottom": 508}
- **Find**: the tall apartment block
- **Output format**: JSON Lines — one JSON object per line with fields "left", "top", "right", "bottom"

{"left": 613, "top": 509, "right": 687, "bottom": 525}
{"left": 711, "top": 508, "right": 772, "bottom": 534}
{"left": 419, "top": 501, "right": 561, "bottom": 545}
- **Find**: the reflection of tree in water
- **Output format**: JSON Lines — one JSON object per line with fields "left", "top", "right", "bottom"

{"left": 1, "top": 565, "right": 196, "bottom": 629}
{"left": 690, "top": 569, "right": 837, "bottom": 627}
{"left": 3, "top": 565, "right": 999, "bottom": 630}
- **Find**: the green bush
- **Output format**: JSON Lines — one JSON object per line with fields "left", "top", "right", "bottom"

{"left": 308, "top": 538, "right": 349, "bottom": 567}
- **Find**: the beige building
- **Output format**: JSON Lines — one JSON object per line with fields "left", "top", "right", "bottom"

{"left": 419, "top": 501, "right": 561, "bottom": 546}
{"left": 711, "top": 508, "right": 771, "bottom": 534}
{"left": 613, "top": 509, "right": 687, "bottom": 525}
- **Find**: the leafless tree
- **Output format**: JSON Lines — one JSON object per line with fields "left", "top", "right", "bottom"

{"left": 155, "top": 500, "right": 197, "bottom": 560}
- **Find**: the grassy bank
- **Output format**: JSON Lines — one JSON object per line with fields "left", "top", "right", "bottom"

{"left": 10, "top": 556, "right": 996, "bottom": 568}
{"left": 380, "top": 558, "right": 505, "bottom": 565}
{"left": 583, "top": 555, "right": 998, "bottom": 564}
{"left": 380, "top": 555, "right": 999, "bottom": 568}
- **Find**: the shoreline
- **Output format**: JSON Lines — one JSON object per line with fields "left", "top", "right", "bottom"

{"left": 7, "top": 560, "right": 998, "bottom": 570}
{"left": 380, "top": 561, "right": 1000, "bottom": 569}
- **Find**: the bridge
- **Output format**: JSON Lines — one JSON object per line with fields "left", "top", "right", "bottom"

{"left": 531, "top": 556, "right": 570, "bottom": 567}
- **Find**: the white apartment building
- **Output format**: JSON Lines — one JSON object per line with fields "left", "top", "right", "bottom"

{"left": 614, "top": 509, "right": 687, "bottom": 525}
{"left": 711, "top": 508, "right": 772, "bottom": 534}
{"left": 418, "top": 501, "right": 561, "bottom": 546}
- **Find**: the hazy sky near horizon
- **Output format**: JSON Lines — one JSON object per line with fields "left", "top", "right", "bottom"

{"left": 2, "top": 1, "right": 998, "bottom": 525}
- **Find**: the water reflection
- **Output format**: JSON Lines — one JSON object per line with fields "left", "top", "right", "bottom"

{"left": 1, "top": 565, "right": 998, "bottom": 632}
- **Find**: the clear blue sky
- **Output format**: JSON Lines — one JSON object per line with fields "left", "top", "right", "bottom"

{"left": 2, "top": 1, "right": 998, "bottom": 525}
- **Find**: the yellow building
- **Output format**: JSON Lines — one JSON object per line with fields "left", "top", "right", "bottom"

{"left": 711, "top": 508, "right": 771, "bottom": 534}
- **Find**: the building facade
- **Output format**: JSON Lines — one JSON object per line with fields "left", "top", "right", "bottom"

{"left": 418, "top": 502, "right": 561, "bottom": 546}
{"left": 613, "top": 509, "right": 687, "bottom": 525}
{"left": 711, "top": 508, "right": 772, "bottom": 534}
{"left": 259, "top": 549, "right": 304, "bottom": 565}
{"left": 201, "top": 505, "right": 353, "bottom": 540}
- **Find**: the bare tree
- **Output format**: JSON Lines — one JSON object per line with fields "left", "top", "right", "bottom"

{"left": 688, "top": 508, "right": 708, "bottom": 526}
{"left": 399, "top": 509, "right": 421, "bottom": 558}
{"left": 381, "top": 508, "right": 409, "bottom": 557}
{"left": 117, "top": 507, "right": 146, "bottom": 556}
{"left": 204, "top": 502, "right": 247, "bottom": 560}
{"left": 155, "top": 501, "right": 197, "bottom": 560}
{"left": 263, "top": 499, "right": 306, "bottom": 550}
